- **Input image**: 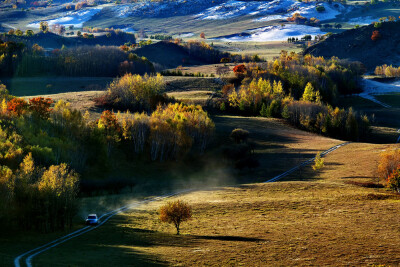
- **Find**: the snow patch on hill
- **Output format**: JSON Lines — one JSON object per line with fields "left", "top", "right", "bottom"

{"left": 195, "top": 0, "right": 346, "bottom": 21}
{"left": 348, "top": 16, "right": 378, "bottom": 25}
{"left": 254, "top": 15, "right": 286, "bottom": 22}
{"left": 288, "top": 2, "right": 346, "bottom": 21}
{"left": 216, "top": 24, "right": 326, "bottom": 42}
{"left": 105, "top": 0, "right": 346, "bottom": 21}
{"left": 28, "top": 8, "right": 101, "bottom": 28}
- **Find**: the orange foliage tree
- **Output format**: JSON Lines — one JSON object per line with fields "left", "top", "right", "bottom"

{"left": 387, "top": 167, "right": 400, "bottom": 193}
{"left": 371, "top": 30, "right": 381, "bottom": 41}
{"left": 98, "top": 110, "right": 121, "bottom": 134}
{"left": 200, "top": 32, "right": 205, "bottom": 39}
{"left": 159, "top": 200, "right": 192, "bottom": 235}
{"left": 29, "top": 97, "right": 54, "bottom": 119}
{"left": 233, "top": 64, "right": 247, "bottom": 77}
{"left": 377, "top": 150, "right": 400, "bottom": 180}
{"left": 7, "top": 98, "right": 28, "bottom": 116}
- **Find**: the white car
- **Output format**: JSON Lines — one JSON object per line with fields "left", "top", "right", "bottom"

{"left": 86, "top": 214, "right": 99, "bottom": 225}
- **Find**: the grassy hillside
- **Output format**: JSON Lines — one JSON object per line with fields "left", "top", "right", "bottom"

{"left": 1, "top": 31, "right": 136, "bottom": 49}
{"left": 135, "top": 41, "right": 205, "bottom": 68}
{"left": 28, "top": 142, "right": 400, "bottom": 266}
{"left": 0, "top": 103, "right": 343, "bottom": 265}
{"left": 304, "top": 21, "right": 400, "bottom": 71}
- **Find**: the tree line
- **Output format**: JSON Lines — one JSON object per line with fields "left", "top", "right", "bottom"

{"left": 0, "top": 42, "right": 153, "bottom": 77}
{"left": 0, "top": 78, "right": 215, "bottom": 231}
{"left": 218, "top": 52, "right": 370, "bottom": 141}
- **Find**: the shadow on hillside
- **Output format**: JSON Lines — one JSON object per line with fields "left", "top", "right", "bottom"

{"left": 193, "top": 235, "right": 264, "bottom": 242}
{"left": 97, "top": 213, "right": 266, "bottom": 266}
{"left": 341, "top": 176, "right": 374, "bottom": 179}
{"left": 273, "top": 161, "right": 346, "bottom": 183}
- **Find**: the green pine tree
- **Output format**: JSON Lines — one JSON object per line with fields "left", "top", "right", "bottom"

{"left": 260, "top": 103, "right": 268, "bottom": 117}
{"left": 281, "top": 105, "right": 290, "bottom": 119}
{"left": 220, "top": 102, "right": 226, "bottom": 111}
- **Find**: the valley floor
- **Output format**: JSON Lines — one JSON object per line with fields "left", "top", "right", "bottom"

{"left": 29, "top": 142, "right": 400, "bottom": 266}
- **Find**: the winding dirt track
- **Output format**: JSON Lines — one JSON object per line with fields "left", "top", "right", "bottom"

{"left": 14, "top": 143, "right": 350, "bottom": 267}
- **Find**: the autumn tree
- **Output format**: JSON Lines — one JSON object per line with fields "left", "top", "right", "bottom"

{"left": 37, "top": 163, "right": 79, "bottom": 231}
{"left": 302, "top": 82, "right": 321, "bottom": 102}
{"left": 104, "top": 73, "right": 165, "bottom": 111}
{"left": 7, "top": 98, "right": 28, "bottom": 116}
{"left": 377, "top": 150, "right": 400, "bottom": 180}
{"left": 29, "top": 97, "right": 53, "bottom": 119}
{"left": 233, "top": 64, "right": 247, "bottom": 77}
{"left": 39, "top": 21, "right": 49, "bottom": 33}
{"left": 220, "top": 57, "right": 231, "bottom": 63}
{"left": 15, "top": 29, "right": 23, "bottom": 36}
{"left": 25, "top": 29, "right": 34, "bottom": 37}
{"left": 122, "top": 112, "right": 150, "bottom": 154}
{"left": 98, "top": 110, "right": 121, "bottom": 156}
{"left": 371, "top": 30, "right": 381, "bottom": 41}
{"left": 159, "top": 200, "right": 192, "bottom": 235}
{"left": 200, "top": 32, "right": 205, "bottom": 39}
{"left": 312, "top": 152, "right": 324, "bottom": 170}
{"left": 387, "top": 167, "right": 400, "bottom": 193}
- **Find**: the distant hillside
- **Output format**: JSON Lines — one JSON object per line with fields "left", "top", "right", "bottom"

{"left": 135, "top": 41, "right": 206, "bottom": 68}
{"left": 304, "top": 21, "right": 400, "bottom": 71}
{"left": 0, "top": 31, "right": 136, "bottom": 49}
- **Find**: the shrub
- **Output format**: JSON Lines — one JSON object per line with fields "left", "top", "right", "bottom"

{"left": 312, "top": 152, "right": 324, "bottom": 171}
{"left": 371, "top": 30, "right": 381, "bottom": 41}
{"left": 29, "top": 97, "right": 53, "bottom": 119}
{"left": 233, "top": 64, "right": 247, "bottom": 77}
{"left": 230, "top": 128, "right": 249, "bottom": 144}
{"left": 159, "top": 200, "right": 192, "bottom": 235}
{"left": 102, "top": 73, "right": 166, "bottom": 112}
{"left": 7, "top": 98, "right": 28, "bottom": 116}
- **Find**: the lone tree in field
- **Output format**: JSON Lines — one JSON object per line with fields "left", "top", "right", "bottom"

{"left": 312, "top": 152, "right": 325, "bottom": 171}
{"left": 159, "top": 200, "right": 192, "bottom": 235}
{"left": 230, "top": 128, "right": 249, "bottom": 144}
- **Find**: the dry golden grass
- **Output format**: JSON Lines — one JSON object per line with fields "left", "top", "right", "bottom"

{"left": 24, "top": 90, "right": 105, "bottom": 121}
{"left": 33, "top": 143, "right": 400, "bottom": 266}
{"left": 213, "top": 41, "right": 302, "bottom": 61}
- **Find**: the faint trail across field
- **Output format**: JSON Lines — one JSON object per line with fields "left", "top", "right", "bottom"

{"left": 14, "top": 143, "right": 350, "bottom": 267}
{"left": 263, "top": 142, "right": 350, "bottom": 183}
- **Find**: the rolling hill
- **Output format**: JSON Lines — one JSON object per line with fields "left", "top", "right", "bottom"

{"left": 304, "top": 21, "right": 400, "bottom": 71}
{"left": 0, "top": 31, "right": 136, "bottom": 49}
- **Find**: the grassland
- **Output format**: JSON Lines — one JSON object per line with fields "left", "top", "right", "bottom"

{"left": 375, "top": 93, "right": 400, "bottom": 108}
{"left": 212, "top": 41, "right": 302, "bottom": 61}
{"left": 27, "top": 142, "right": 400, "bottom": 266}
{"left": 0, "top": 107, "right": 344, "bottom": 266}
{"left": 1, "top": 77, "right": 112, "bottom": 96}
{"left": 325, "top": 2, "right": 400, "bottom": 29}
{"left": 336, "top": 95, "right": 400, "bottom": 143}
